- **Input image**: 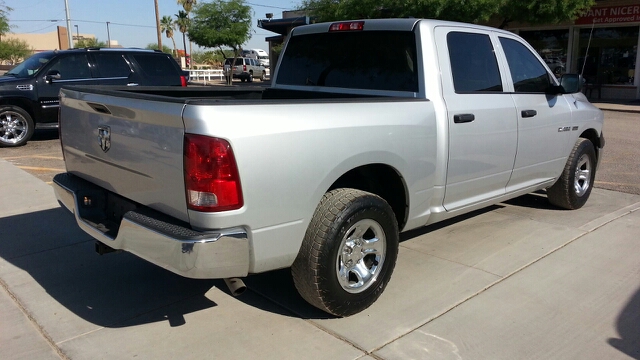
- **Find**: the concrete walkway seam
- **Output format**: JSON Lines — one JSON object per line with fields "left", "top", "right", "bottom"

{"left": 0, "top": 277, "right": 69, "bottom": 360}
{"left": 366, "top": 205, "right": 639, "bottom": 355}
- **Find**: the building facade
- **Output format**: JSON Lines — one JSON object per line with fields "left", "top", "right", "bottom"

{"left": 510, "top": 0, "right": 640, "bottom": 99}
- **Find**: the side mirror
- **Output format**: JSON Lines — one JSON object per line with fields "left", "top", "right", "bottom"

{"left": 559, "top": 74, "right": 584, "bottom": 94}
{"left": 44, "top": 70, "right": 61, "bottom": 84}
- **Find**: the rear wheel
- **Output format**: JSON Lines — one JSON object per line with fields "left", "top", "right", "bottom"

{"left": 0, "top": 106, "right": 34, "bottom": 147}
{"left": 547, "top": 138, "right": 596, "bottom": 209}
{"left": 292, "top": 188, "right": 399, "bottom": 317}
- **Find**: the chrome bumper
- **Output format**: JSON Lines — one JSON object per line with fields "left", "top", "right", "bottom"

{"left": 53, "top": 173, "right": 250, "bottom": 279}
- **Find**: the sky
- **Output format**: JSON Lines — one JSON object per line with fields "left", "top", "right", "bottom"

{"left": 6, "top": 0, "right": 301, "bottom": 52}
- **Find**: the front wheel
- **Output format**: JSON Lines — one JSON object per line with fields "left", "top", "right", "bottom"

{"left": 291, "top": 188, "right": 399, "bottom": 317}
{"left": 0, "top": 106, "right": 34, "bottom": 147}
{"left": 547, "top": 138, "right": 597, "bottom": 210}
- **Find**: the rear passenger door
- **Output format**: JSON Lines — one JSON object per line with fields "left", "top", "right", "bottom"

{"left": 435, "top": 27, "right": 518, "bottom": 211}
{"left": 496, "top": 35, "right": 574, "bottom": 191}
{"left": 91, "top": 53, "right": 134, "bottom": 85}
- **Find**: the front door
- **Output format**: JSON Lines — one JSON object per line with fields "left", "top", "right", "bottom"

{"left": 497, "top": 35, "right": 574, "bottom": 191}
{"left": 36, "top": 53, "right": 98, "bottom": 123}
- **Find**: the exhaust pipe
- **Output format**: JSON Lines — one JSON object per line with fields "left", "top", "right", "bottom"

{"left": 223, "top": 278, "right": 247, "bottom": 297}
{"left": 95, "top": 241, "right": 120, "bottom": 255}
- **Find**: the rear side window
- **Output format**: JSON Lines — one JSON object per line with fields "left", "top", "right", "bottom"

{"left": 447, "top": 32, "right": 503, "bottom": 92}
{"left": 94, "top": 53, "right": 131, "bottom": 78}
{"left": 277, "top": 31, "right": 418, "bottom": 93}
{"left": 131, "top": 54, "right": 180, "bottom": 77}
{"left": 499, "top": 37, "right": 552, "bottom": 93}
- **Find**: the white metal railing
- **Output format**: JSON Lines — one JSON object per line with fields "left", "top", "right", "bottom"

{"left": 187, "top": 69, "right": 225, "bottom": 84}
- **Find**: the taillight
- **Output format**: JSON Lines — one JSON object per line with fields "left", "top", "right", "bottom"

{"left": 180, "top": 75, "right": 187, "bottom": 87}
{"left": 329, "top": 21, "right": 364, "bottom": 32}
{"left": 243, "top": 64, "right": 247, "bottom": 71}
{"left": 184, "top": 134, "right": 243, "bottom": 212}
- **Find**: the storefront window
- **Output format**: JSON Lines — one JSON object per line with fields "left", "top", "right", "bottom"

{"left": 578, "top": 26, "right": 638, "bottom": 85}
{"left": 519, "top": 29, "right": 570, "bottom": 76}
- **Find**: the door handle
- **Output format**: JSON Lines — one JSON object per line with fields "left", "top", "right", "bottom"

{"left": 521, "top": 110, "right": 537, "bottom": 118}
{"left": 127, "top": 83, "right": 139, "bottom": 86}
{"left": 453, "top": 114, "right": 475, "bottom": 123}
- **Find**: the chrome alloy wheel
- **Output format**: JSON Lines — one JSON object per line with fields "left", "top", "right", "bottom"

{"left": 336, "top": 219, "right": 386, "bottom": 293}
{"left": 574, "top": 153, "right": 592, "bottom": 197}
{"left": 0, "top": 110, "right": 28, "bottom": 145}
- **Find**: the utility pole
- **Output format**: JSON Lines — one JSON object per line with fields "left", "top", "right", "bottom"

{"left": 106, "top": 21, "right": 111, "bottom": 48}
{"left": 154, "top": 0, "right": 162, "bottom": 50}
{"left": 64, "top": 0, "right": 72, "bottom": 49}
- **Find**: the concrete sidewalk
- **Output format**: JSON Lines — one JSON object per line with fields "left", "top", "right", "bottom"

{"left": 1, "top": 158, "right": 639, "bottom": 360}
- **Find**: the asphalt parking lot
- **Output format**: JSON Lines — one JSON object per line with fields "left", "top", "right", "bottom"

{"left": 1, "top": 106, "right": 639, "bottom": 359}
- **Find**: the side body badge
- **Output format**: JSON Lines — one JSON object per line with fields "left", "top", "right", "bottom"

{"left": 98, "top": 125, "right": 111, "bottom": 152}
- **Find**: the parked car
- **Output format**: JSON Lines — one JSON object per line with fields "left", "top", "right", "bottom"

{"left": 0, "top": 48, "right": 187, "bottom": 147}
{"left": 242, "top": 49, "right": 270, "bottom": 68}
{"left": 224, "top": 57, "right": 267, "bottom": 82}
{"left": 53, "top": 18, "right": 603, "bottom": 317}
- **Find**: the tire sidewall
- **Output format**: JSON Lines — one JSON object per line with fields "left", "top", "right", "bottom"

{"left": 567, "top": 140, "right": 596, "bottom": 207}
{"left": 0, "top": 105, "right": 34, "bottom": 147}
{"left": 317, "top": 195, "right": 399, "bottom": 315}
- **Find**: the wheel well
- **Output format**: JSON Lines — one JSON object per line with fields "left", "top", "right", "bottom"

{"left": 580, "top": 129, "right": 601, "bottom": 160}
{"left": 0, "top": 98, "right": 35, "bottom": 121}
{"left": 328, "top": 164, "right": 408, "bottom": 230}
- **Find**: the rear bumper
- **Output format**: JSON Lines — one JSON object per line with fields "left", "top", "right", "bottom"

{"left": 53, "top": 173, "right": 250, "bottom": 279}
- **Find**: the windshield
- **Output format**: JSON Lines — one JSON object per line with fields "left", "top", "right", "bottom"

{"left": 258, "top": 55, "right": 269, "bottom": 60}
{"left": 5, "top": 52, "right": 54, "bottom": 78}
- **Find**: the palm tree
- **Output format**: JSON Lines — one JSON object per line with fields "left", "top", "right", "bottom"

{"left": 160, "top": 16, "right": 177, "bottom": 56}
{"left": 177, "top": 0, "right": 197, "bottom": 67}
{"left": 176, "top": 0, "right": 197, "bottom": 13}
{"left": 175, "top": 10, "right": 189, "bottom": 61}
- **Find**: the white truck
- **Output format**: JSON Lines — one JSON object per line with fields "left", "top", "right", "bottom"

{"left": 53, "top": 19, "right": 604, "bottom": 317}
{"left": 242, "top": 48, "right": 270, "bottom": 67}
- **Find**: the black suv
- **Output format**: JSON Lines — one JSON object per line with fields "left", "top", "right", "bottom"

{"left": 0, "top": 48, "right": 187, "bottom": 147}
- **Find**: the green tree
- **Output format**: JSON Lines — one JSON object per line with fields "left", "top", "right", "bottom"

{"left": 74, "top": 37, "right": 107, "bottom": 48}
{"left": 0, "top": 1, "right": 14, "bottom": 41}
{"left": 298, "top": 0, "right": 595, "bottom": 28}
{"left": 175, "top": 10, "right": 190, "bottom": 59}
{"left": 0, "top": 38, "right": 31, "bottom": 64}
{"left": 177, "top": 1, "right": 197, "bottom": 67}
{"left": 145, "top": 43, "right": 173, "bottom": 54}
{"left": 160, "top": 15, "right": 177, "bottom": 56}
{"left": 188, "top": 0, "right": 251, "bottom": 61}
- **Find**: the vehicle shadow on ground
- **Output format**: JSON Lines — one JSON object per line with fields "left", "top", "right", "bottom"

{"left": 30, "top": 129, "right": 59, "bottom": 142}
{"left": 0, "top": 207, "right": 225, "bottom": 328}
{"left": 608, "top": 286, "right": 640, "bottom": 359}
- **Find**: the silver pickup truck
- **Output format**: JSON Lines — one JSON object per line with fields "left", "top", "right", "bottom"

{"left": 53, "top": 18, "right": 604, "bottom": 317}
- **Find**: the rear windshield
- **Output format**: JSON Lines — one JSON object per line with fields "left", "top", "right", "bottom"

{"left": 276, "top": 31, "right": 418, "bottom": 93}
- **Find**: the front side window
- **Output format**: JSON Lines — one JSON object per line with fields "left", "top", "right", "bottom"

{"left": 277, "top": 31, "right": 418, "bottom": 93}
{"left": 447, "top": 32, "right": 503, "bottom": 93}
{"left": 500, "top": 37, "right": 553, "bottom": 93}
{"left": 47, "top": 54, "right": 92, "bottom": 80}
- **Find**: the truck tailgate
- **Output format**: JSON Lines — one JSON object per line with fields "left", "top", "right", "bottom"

{"left": 59, "top": 88, "right": 189, "bottom": 222}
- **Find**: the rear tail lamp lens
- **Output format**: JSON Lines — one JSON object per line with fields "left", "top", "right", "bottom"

{"left": 243, "top": 64, "right": 247, "bottom": 71}
{"left": 184, "top": 134, "right": 243, "bottom": 212}
{"left": 180, "top": 75, "right": 188, "bottom": 87}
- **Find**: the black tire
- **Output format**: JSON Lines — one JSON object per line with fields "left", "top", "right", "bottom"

{"left": 248, "top": 72, "right": 254, "bottom": 83}
{"left": 240, "top": 77, "right": 246, "bottom": 83}
{"left": 547, "top": 138, "right": 597, "bottom": 210}
{"left": 0, "top": 105, "right": 35, "bottom": 147}
{"left": 292, "top": 188, "right": 399, "bottom": 317}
